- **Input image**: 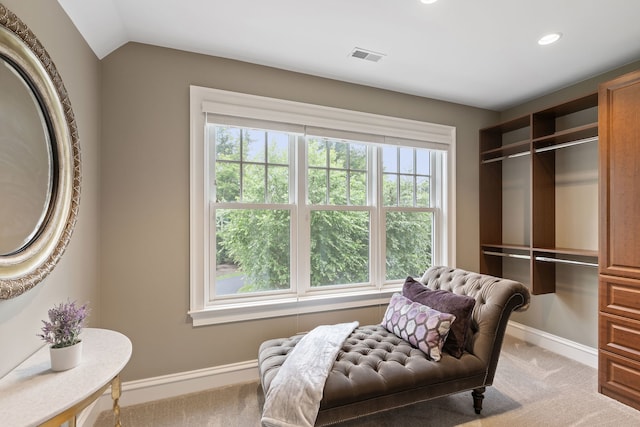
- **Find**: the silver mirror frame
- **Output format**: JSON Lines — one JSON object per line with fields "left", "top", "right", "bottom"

{"left": 0, "top": 5, "right": 81, "bottom": 299}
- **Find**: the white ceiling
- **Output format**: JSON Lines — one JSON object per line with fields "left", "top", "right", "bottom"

{"left": 57, "top": 0, "right": 640, "bottom": 111}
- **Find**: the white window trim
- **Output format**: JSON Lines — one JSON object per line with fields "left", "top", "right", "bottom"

{"left": 189, "top": 86, "right": 456, "bottom": 326}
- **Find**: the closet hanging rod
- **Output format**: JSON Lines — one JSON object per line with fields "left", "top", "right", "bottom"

{"left": 535, "top": 256, "right": 598, "bottom": 268}
{"left": 534, "top": 136, "right": 598, "bottom": 154}
{"left": 481, "top": 151, "right": 530, "bottom": 164}
{"left": 483, "top": 250, "right": 530, "bottom": 260}
{"left": 481, "top": 156, "right": 505, "bottom": 164}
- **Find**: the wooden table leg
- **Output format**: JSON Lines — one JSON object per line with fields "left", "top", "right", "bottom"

{"left": 111, "top": 375, "right": 122, "bottom": 427}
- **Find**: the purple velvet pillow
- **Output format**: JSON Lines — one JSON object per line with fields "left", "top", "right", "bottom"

{"left": 402, "top": 276, "right": 476, "bottom": 358}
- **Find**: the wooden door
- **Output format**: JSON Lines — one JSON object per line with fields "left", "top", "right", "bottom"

{"left": 599, "top": 70, "right": 640, "bottom": 280}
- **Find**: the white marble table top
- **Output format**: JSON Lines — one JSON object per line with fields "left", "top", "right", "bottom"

{"left": 0, "top": 328, "right": 132, "bottom": 426}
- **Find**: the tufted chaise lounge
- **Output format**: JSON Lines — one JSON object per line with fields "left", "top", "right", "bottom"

{"left": 258, "top": 266, "right": 530, "bottom": 425}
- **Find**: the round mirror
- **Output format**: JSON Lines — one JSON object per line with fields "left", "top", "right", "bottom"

{"left": 0, "top": 5, "right": 81, "bottom": 299}
{"left": 0, "top": 55, "right": 54, "bottom": 256}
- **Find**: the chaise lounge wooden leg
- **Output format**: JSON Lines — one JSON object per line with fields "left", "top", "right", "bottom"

{"left": 472, "top": 387, "right": 485, "bottom": 414}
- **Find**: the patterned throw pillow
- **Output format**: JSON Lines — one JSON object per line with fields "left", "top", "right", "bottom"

{"left": 381, "top": 293, "right": 456, "bottom": 361}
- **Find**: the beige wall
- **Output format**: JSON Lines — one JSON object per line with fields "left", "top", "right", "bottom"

{"left": 0, "top": 0, "right": 101, "bottom": 378}
{"left": 100, "top": 42, "right": 498, "bottom": 380}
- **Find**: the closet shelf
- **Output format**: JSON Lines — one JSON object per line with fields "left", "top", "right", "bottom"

{"left": 535, "top": 92, "right": 598, "bottom": 117}
{"left": 480, "top": 139, "right": 530, "bottom": 160}
{"left": 532, "top": 122, "right": 598, "bottom": 151}
{"left": 482, "top": 250, "right": 530, "bottom": 260}
{"left": 534, "top": 135, "right": 597, "bottom": 154}
{"left": 534, "top": 256, "right": 598, "bottom": 268}
{"left": 532, "top": 248, "right": 598, "bottom": 267}
{"left": 532, "top": 247, "right": 598, "bottom": 258}
{"left": 481, "top": 243, "right": 530, "bottom": 252}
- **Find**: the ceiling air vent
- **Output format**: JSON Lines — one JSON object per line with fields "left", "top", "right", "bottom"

{"left": 350, "top": 47, "right": 385, "bottom": 62}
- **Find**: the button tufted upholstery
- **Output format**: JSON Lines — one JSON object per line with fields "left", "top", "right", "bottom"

{"left": 258, "top": 266, "right": 530, "bottom": 425}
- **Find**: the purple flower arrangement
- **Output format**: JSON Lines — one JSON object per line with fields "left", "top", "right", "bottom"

{"left": 38, "top": 300, "right": 89, "bottom": 349}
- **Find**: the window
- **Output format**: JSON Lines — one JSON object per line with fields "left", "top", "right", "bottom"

{"left": 213, "top": 126, "right": 294, "bottom": 297}
{"left": 382, "top": 146, "right": 435, "bottom": 281}
{"left": 307, "top": 137, "right": 371, "bottom": 288}
{"left": 190, "top": 87, "right": 456, "bottom": 325}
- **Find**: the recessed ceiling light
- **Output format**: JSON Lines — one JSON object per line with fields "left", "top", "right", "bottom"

{"left": 420, "top": 0, "right": 438, "bottom": 4}
{"left": 538, "top": 32, "right": 562, "bottom": 46}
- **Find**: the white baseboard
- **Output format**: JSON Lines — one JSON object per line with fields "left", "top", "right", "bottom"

{"left": 80, "top": 360, "right": 259, "bottom": 426}
{"left": 506, "top": 321, "right": 598, "bottom": 369}
{"left": 81, "top": 321, "right": 597, "bottom": 425}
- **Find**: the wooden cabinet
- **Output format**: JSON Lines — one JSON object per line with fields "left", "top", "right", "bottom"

{"left": 598, "top": 69, "right": 640, "bottom": 410}
{"left": 479, "top": 93, "right": 598, "bottom": 295}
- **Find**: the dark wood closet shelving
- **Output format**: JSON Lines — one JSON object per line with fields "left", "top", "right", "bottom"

{"left": 479, "top": 92, "right": 598, "bottom": 295}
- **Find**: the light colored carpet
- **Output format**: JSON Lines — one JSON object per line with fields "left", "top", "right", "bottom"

{"left": 94, "top": 335, "right": 640, "bottom": 426}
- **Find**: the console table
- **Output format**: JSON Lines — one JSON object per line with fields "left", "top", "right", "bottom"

{"left": 0, "top": 328, "right": 132, "bottom": 426}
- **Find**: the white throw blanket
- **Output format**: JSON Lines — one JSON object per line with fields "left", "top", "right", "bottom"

{"left": 261, "top": 321, "right": 359, "bottom": 427}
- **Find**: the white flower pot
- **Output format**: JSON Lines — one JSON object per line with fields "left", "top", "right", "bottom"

{"left": 50, "top": 341, "right": 83, "bottom": 371}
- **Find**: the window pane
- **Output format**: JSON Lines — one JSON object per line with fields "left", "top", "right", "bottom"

{"left": 416, "top": 149, "right": 430, "bottom": 175}
{"left": 308, "top": 138, "right": 369, "bottom": 207}
{"left": 215, "top": 126, "right": 240, "bottom": 161}
{"left": 383, "top": 173, "right": 398, "bottom": 206}
{"left": 350, "top": 143, "right": 367, "bottom": 170}
{"left": 213, "top": 126, "right": 292, "bottom": 205}
{"left": 329, "top": 140, "right": 348, "bottom": 169}
{"left": 385, "top": 211, "right": 433, "bottom": 280}
{"left": 267, "top": 132, "right": 289, "bottom": 165}
{"left": 215, "top": 162, "right": 240, "bottom": 202}
{"left": 382, "top": 146, "right": 397, "bottom": 173}
{"left": 329, "top": 170, "right": 347, "bottom": 205}
{"left": 350, "top": 171, "right": 366, "bottom": 206}
{"left": 215, "top": 209, "right": 290, "bottom": 295}
{"left": 416, "top": 176, "right": 430, "bottom": 207}
{"left": 308, "top": 138, "right": 326, "bottom": 167}
{"left": 242, "top": 129, "right": 265, "bottom": 162}
{"left": 242, "top": 164, "right": 265, "bottom": 202}
{"left": 267, "top": 165, "right": 289, "bottom": 203}
{"left": 399, "top": 147, "right": 414, "bottom": 174}
{"left": 308, "top": 168, "right": 326, "bottom": 204}
{"left": 310, "top": 210, "right": 369, "bottom": 286}
{"left": 399, "top": 175, "right": 414, "bottom": 207}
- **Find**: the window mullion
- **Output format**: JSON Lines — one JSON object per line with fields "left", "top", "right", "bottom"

{"left": 239, "top": 130, "right": 244, "bottom": 202}
{"left": 432, "top": 152, "right": 442, "bottom": 265}
{"left": 413, "top": 151, "right": 418, "bottom": 207}
{"left": 372, "top": 146, "right": 383, "bottom": 288}
{"left": 346, "top": 145, "right": 351, "bottom": 205}
{"left": 205, "top": 127, "right": 214, "bottom": 304}
{"left": 263, "top": 131, "right": 268, "bottom": 203}
{"left": 396, "top": 149, "right": 401, "bottom": 206}
{"left": 325, "top": 140, "right": 330, "bottom": 205}
{"left": 296, "top": 135, "right": 310, "bottom": 296}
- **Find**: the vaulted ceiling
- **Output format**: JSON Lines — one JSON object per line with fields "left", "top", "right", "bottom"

{"left": 58, "top": 0, "right": 640, "bottom": 110}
